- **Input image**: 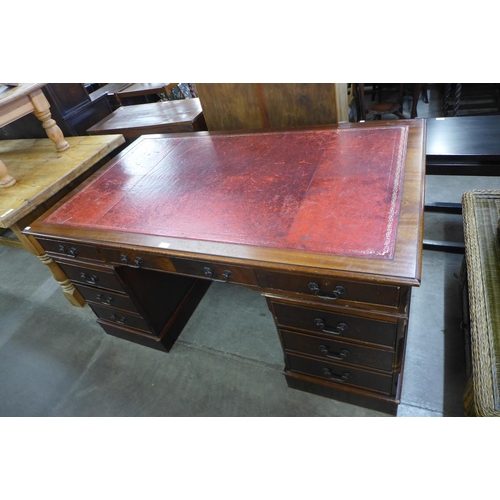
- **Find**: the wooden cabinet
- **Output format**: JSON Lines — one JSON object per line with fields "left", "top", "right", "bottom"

{"left": 196, "top": 83, "right": 349, "bottom": 130}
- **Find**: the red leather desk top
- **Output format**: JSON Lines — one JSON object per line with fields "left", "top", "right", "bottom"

{"left": 45, "top": 126, "right": 409, "bottom": 259}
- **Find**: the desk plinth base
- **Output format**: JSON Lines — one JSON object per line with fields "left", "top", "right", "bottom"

{"left": 285, "top": 371, "right": 400, "bottom": 415}
{"left": 98, "top": 279, "right": 211, "bottom": 353}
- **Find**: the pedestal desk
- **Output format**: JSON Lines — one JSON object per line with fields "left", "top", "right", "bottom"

{"left": 24, "top": 120, "right": 426, "bottom": 414}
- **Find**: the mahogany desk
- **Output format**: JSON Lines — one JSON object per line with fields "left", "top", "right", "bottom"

{"left": 24, "top": 120, "right": 426, "bottom": 414}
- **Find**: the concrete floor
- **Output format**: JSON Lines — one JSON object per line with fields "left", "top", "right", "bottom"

{"left": 1, "top": 84, "right": 498, "bottom": 417}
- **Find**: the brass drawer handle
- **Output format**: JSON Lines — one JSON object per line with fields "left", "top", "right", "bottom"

{"left": 308, "top": 282, "right": 346, "bottom": 300}
{"left": 120, "top": 254, "right": 143, "bottom": 268}
{"left": 204, "top": 267, "right": 232, "bottom": 283}
{"left": 110, "top": 313, "right": 126, "bottom": 325}
{"left": 319, "top": 345, "right": 350, "bottom": 361}
{"left": 96, "top": 293, "right": 113, "bottom": 305}
{"left": 58, "top": 244, "right": 78, "bottom": 257}
{"left": 314, "top": 318, "right": 348, "bottom": 335}
{"left": 80, "top": 272, "right": 99, "bottom": 285}
{"left": 322, "top": 368, "right": 352, "bottom": 382}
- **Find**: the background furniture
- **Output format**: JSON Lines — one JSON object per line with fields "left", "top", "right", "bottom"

{"left": 87, "top": 98, "right": 207, "bottom": 144}
{"left": 424, "top": 115, "right": 500, "bottom": 252}
{"left": 0, "top": 84, "right": 70, "bottom": 187}
{"left": 461, "top": 190, "right": 500, "bottom": 416}
{"left": 353, "top": 84, "right": 425, "bottom": 121}
{"left": 0, "top": 134, "right": 124, "bottom": 306}
{"left": 195, "top": 83, "right": 349, "bottom": 130}
{"left": 0, "top": 83, "right": 113, "bottom": 140}
{"left": 25, "top": 120, "right": 426, "bottom": 414}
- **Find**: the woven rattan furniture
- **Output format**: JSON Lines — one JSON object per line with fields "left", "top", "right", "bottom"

{"left": 461, "top": 190, "right": 500, "bottom": 416}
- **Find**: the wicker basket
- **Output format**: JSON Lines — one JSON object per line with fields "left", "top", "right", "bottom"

{"left": 462, "top": 190, "right": 500, "bottom": 416}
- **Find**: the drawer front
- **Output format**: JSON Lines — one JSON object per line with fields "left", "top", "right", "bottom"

{"left": 74, "top": 283, "right": 139, "bottom": 314}
{"left": 58, "top": 262, "right": 124, "bottom": 292}
{"left": 37, "top": 238, "right": 104, "bottom": 262}
{"left": 286, "top": 353, "right": 393, "bottom": 395}
{"left": 102, "top": 248, "right": 176, "bottom": 273}
{"left": 171, "top": 257, "right": 258, "bottom": 286}
{"left": 271, "top": 302, "right": 398, "bottom": 348}
{"left": 261, "top": 271, "right": 401, "bottom": 308}
{"left": 89, "top": 303, "right": 152, "bottom": 333}
{"left": 280, "top": 330, "right": 394, "bottom": 372}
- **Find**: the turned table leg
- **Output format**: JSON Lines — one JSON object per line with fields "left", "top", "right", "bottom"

{"left": 0, "top": 158, "right": 16, "bottom": 188}
{"left": 29, "top": 89, "right": 70, "bottom": 152}
{"left": 10, "top": 223, "right": 86, "bottom": 307}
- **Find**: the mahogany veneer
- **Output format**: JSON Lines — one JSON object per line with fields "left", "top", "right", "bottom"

{"left": 24, "top": 120, "right": 426, "bottom": 414}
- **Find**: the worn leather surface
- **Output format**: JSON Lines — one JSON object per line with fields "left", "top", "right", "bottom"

{"left": 46, "top": 126, "right": 408, "bottom": 259}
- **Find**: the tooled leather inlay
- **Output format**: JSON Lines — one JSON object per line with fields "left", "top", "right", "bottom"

{"left": 46, "top": 126, "right": 408, "bottom": 259}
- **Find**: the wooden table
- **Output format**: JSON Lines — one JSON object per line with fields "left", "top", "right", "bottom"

{"left": 1, "top": 134, "right": 125, "bottom": 306}
{"left": 0, "top": 84, "right": 70, "bottom": 188}
{"left": 24, "top": 121, "right": 426, "bottom": 414}
{"left": 87, "top": 98, "right": 206, "bottom": 143}
{"left": 424, "top": 115, "right": 500, "bottom": 252}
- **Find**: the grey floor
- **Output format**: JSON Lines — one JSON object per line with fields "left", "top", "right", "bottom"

{"left": 1, "top": 85, "right": 498, "bottom": 417}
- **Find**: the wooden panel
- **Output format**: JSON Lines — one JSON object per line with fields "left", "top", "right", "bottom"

{"left": 196, "top": 83, "right": 267, "bottom": 130}
{"left": 75, "top": 283, "right": 139, "bottom": 313}
{"left": 196, "top": 83, "right": 349, "bottom": 131}
{"left": 58, "top": 262, "right": 124, "bottom": 292}
{"left": 286, "top": 353, "right": 394, "bottom": 394}
{"left": 280, "top": 329, "right": 395, "bottom": 372}
{"left": 271, "top": 301, "right": 399, "bottom": 348}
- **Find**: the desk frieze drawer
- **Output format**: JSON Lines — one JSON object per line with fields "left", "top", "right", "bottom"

{"left": 89, "top": 303, "right": 152, "bottom": 333}
{"left": 286, "top": 353, "right": 394, "bottom": 395}
{"left": 280, "top": 330, "right": 395, "bottom": 372}
{"left": 270, "top": 301, "right": 398, "bottom": 348}
{"left": 102, "top": 248, "right": 176, "bottom": 273}
{"left": 260, "top": 271, "right": 402, "bottom": 310}
{"left": 170, "top": 257, "right": 259, "bottom": 286}
{"left": 58, "top": 262, "right": 125, "bottom": 292}
{"left": 74, "top": 283, "right": 139, "bottom": 314}
{"left": 37, "top": 238, "right": 104, "bottom": 262}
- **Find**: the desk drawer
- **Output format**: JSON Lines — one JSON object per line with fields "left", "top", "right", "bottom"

{"left": 58, "top": 262, "right": 124, "bottom": 292}
{"left": 89, "top": 303, "right": 152, "bottom": 333}
{"left": 270, "top": 301, "right": 398, "bottom": 348}
{"left": 280, "top": 330, "right": 394, "bottom": 372}
{"left": 261, "top": 271, "right": 401, "bottom": 309}
{"left": 38, "top": 238, "right": 104, "bottom": 262}
{"left": 102, "top": 248, "right": 176, "bottom": 273}
{"left": 171, "top": 257, "right": 258, "bottom": 286}
{"left": 74, "top": 283, "right": 139, "bottom": 314}
{"left": 286, "top": 353, "right": 393, "bottom": 395}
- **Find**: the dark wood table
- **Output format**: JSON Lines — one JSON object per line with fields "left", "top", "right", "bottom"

{"left": 425, "top": 115, "right": 500, "bottom": 252}
{"left": 24, "top": 120, "right": 426, "bottom": 414}
{"left": 87, "top": 98, "right": 206, "bottom": 143}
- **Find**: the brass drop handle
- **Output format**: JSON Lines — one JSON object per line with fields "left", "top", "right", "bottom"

{"left": 58, "top": 244, "right": 78, "bottom": 257}
{"left": 110, "top": 313, "right": 126, "bottom": 324}
{"left": 322, "top": 368, "right": 351, "bottom": 382}
{"left": 314, "top": 318, "right": 348, "bottom": 335}
{"left": 308, "top": 282, "right": 346, "bottom": 300}
{"left": 96, "top": 293, "right": 113, "bottom": 305}
{"left": 204, "top": 267, "right": 232, "bottom": 283}
{"left": 80, "top": 272, "right": 99, "bottom": 285}
{"left": 319, "top": 345, "right": 350, "bottom": 361}
{"left": 120, "top": 254, "right": 143, "bottom": 268}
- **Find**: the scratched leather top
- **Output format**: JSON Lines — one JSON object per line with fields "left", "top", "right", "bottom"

{"left": 45, "top": 126, "right": 408, "bottom": 259}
